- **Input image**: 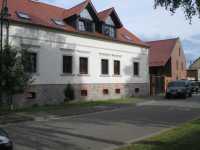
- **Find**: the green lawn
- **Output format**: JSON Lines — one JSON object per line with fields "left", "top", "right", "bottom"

{"left": 118, "top": 119, "right": 200, "bottom": 150}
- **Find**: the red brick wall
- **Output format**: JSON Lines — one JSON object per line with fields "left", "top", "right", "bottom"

{"left": 170, "top": 40, "right": 187, "bottom": 81}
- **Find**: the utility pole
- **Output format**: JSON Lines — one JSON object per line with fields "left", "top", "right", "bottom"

{"left": 0, "top": 0, "right": 9, "bottom": 104}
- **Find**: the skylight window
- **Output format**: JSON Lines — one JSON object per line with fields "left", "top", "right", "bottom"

{"left": 52, "top": 19, "right": 65, "bottom": 26}
{"left": 123, "top": 34, "right": 132, "bottom": 41}
{"left": 16, "top": 12, "right": 30, "bottom": 20}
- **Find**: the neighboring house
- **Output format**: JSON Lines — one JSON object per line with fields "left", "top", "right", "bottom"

{"left": 147, "top": 38, "right": 187, "bottom": 95}
{"left": 187, "top": 57, "right": 200, "bottom": 81}
{"left": 1, "top": 0, "right": 150, "bottom": 107}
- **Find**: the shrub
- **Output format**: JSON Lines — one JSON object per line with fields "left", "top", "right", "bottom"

{"left": 64, "top": 84, "right": 75, "bottom": 102}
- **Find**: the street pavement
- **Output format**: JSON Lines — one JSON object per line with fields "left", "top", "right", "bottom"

{"left": 3, "top": 94, "right": 200, "bottom": 150}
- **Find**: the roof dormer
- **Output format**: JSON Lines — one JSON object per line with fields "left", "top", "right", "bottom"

{"left": 98, "top": 8, "right": 123, "bottom": 28}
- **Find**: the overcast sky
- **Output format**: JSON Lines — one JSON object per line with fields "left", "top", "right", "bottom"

{"left": 41, "top": 0, "right": 200, "bottom": 65}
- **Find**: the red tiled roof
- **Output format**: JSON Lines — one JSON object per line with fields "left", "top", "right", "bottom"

{"left": 147, "top": 38, "right": 178, "bottom": 67}
{"left": 1, "top": 0, "right": 148, "bottom": 47}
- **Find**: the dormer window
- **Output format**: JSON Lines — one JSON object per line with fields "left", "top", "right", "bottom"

{"left": 16, "top": 11, "right": 30, "bottom": 20}
{"left": 78, "top": 20, "right": 94, "bottom": 32}
{"left": 102, "top": 24, "right": 116, "bottom": 38}
{"left": 52, "top": 19, "right": 65, "bottom": 26}
{"left": 102, "top": 16, "right": 116, "bottom": 38}
{"left": 78, "top": 9, "right": 95, "bottom": 32}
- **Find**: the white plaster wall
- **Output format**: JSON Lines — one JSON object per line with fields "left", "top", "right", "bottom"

{"left": 8, "top": 23, "right": 149, "bottom": 85}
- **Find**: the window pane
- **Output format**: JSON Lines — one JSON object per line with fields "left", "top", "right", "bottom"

{"left": 133, "top": 62, "right": 139, "bottom": 76}
{"left": 103, "top": 25, "right": 115, "bottom": 38}
{"left": 80, "top": 57, "right": 88, "bottom": 74}
{"left": 101, "top": 59, "right": 109, "bottom": 75}
{"left": 78, "top": 20, "right": 86, "bottom": 31}
{"left": 25, "top": 52, "right": 37, "bottom": 73}
{"left": 63, "top": 56, "right": 72, "bottom": 74}
{"left": 114, "top": 60, "right": 120, "bottom": 75}
{"left": 78, "top": 20, "right": 94, "bottom": 32}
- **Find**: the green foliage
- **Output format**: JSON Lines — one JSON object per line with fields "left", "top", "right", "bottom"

{"left": 64, "top": 84, "right": 75, "bottom": 102}
{"left": 154, "top": 0, "right": 200, "bottom": 22}
{"left": 0, "top": 44, "right": 32, "bottom": 107}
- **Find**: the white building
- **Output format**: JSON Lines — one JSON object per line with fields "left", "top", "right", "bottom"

{"left": 2, "top": 0, "right": 149, "bottom": 107}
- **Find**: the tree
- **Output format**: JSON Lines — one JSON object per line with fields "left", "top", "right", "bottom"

{"left": 154, "top": 0, "right": 200, "bottom": 21}
{"left": 0, "top": 44, "right": 32, "bottom": 110}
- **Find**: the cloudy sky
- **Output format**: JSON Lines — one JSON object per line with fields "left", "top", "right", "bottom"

{"left": 40, "top": 0, "right": 200, "bottom": 65}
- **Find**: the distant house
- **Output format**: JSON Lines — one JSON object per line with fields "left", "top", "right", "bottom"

{"left": 187, "top": 57, "right": 200, "bottom": 81}
{"left": 147, "top": 38, "right": 187, "bottom": 95}
{"left": 1, "top": 0, "right": 150, "bottom": 107}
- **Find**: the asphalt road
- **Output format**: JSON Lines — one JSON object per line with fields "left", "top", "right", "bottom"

{"left": 4, "top": 95, "right": 200, "bottom": 150}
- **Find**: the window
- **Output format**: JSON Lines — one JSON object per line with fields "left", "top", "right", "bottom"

{"left": 114, "top": 60, "right": 120, "bottom": 75}
{"left": 81, "top": 90, "right": 88, "bottom": 96}
{"left": 27, "top": 92, "right": 36, "bottom": 99}
{"left": 101, "top": 59, "right": 109, "bottom": 75}
{"left": 25, "top": 52, "right": 37, "bottom": 73}
{"left": 133, "top": 62, "right": 139, "bottom": 76}
{"left": 123, "top": 34, "right": 133, "bottom": 42}
{"left": 102, "top": 24, "right": 116, "bottom": 38}
{"left": 16, "top": 11, "right": 30, "bottom": 20}
{"left": 115, "top": 89, "right": 121, "bottom": 94}
{"left": 79, "top": 57, "right": 88, "bottom": 74}
{"left": 103, "top": 89, "right": 109, "bottom": 95}
{"left": 63, "top": 56, "right": 73, "bottom": 74}
{"left": 135, "top": 88, "right": 140, "bottom": 93}
{"left": 78, "top": 20, "right": 94, "bottom": 32}
{"left": 52, "top": 19, "right": 65, "bottom": 26}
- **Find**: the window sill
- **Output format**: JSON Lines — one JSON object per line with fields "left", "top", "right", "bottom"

{"left": 112, "top": 75, "right": 121, "bottom": 77}
{"left": 60, "top": 73, "right": 75, "bottom": 76}
{"left": 78, "top": 74, "right": 90, "bottom": 77}
{"left": 133, "top": 75, "right": 140, "bottom": 78}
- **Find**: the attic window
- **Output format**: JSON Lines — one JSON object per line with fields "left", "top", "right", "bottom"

{"left": 16, "top": 12, "right": 30, "bottom": 20}
{"left": 52, "top": 19, "right": 65, "bottom": 26}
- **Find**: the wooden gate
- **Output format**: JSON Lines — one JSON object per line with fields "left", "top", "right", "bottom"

{"left": 150, "top": 75, "right": 165, "bottom": 96}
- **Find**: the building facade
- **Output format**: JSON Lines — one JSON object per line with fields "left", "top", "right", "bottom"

{"left": 187, "top": 57, "right": 200, "bottom": 81}
{"left": 147, "top": 38, "right": 187, "bottom": 95}
{"left": 1, "top": 0, "right": 150, "bottom": 107}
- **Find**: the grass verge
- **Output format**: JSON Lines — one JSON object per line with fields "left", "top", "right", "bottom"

{"left": 117, "top": 119, "right": 200, "bottom": 150}
{"left": 0, "top": 97, "right": 141, "bottom": 114}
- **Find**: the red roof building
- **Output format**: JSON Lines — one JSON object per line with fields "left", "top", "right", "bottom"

{"left": 0, "top": 0, "right": 151, "bottom": 105}
{"left": 147, "top": 38, "right": 187, "bottom": 95}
